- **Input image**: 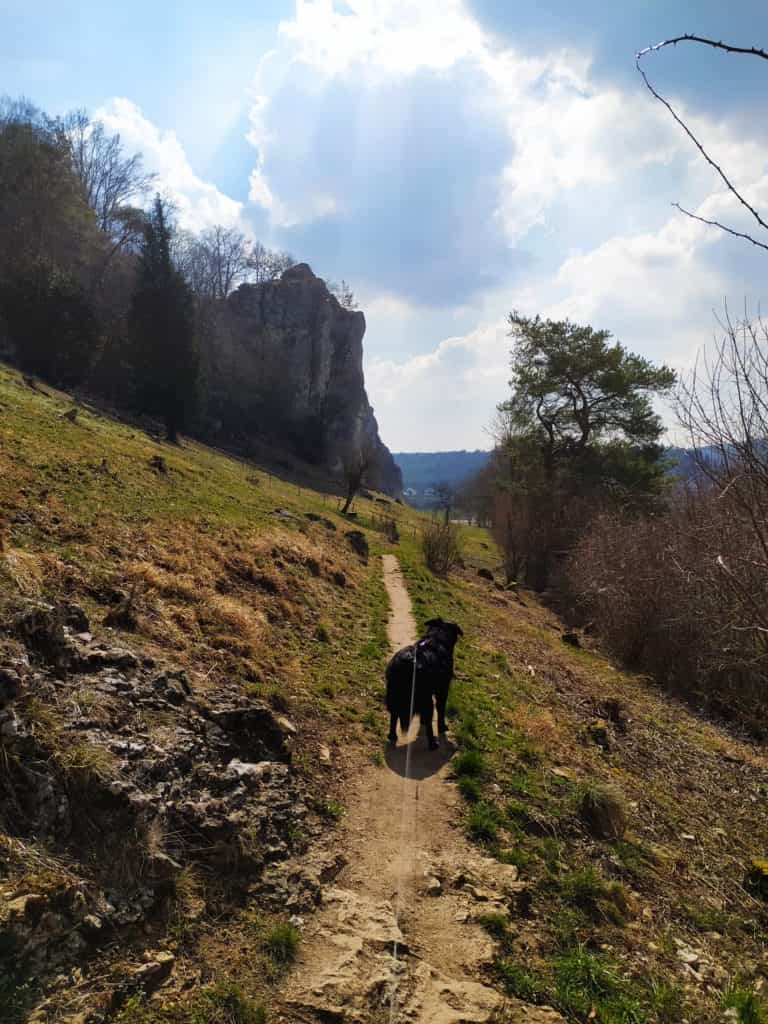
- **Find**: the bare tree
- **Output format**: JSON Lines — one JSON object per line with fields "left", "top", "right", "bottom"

{"left": 199, "top": 225, "right": 250, "bottom": 299}
{"left": 173, "top": 226, "right": 250, "bottom": 300}
{"left": 341, "top": 436, "right": 376, "bottom": 514}
{"left": 62, "top": 110, "right": 155, "bottom": 240}
{"left": 247, "top": 241, "right": 295, "bottom": 283}
{"left": 676, "top": 307, "right": 768, "bottom": 574}
{"left": 433, "top": 480, "right": 455, "bottom": 523}
{"left": 637, "top": 35, "right": 768, "bottom": 252}
{"left": 329, "top": 279, "right": 355, "bottom": 309}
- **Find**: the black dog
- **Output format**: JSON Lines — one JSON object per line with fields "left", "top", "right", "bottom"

{"left": 385, "top": 617, "right": 463, "bottom": 750}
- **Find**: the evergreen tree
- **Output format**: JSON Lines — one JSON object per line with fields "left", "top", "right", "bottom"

{"left": 491, "top": 313, "right": 676, "bottom": 588}
{"left": 129, "top": 196, "right": 199, "bottom": 442}
{"left": 1, "top": 259, "right": 98, "bottom": 385}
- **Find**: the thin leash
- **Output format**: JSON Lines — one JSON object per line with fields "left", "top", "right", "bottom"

{"left": 388, "top": 640, "right": 420, "bottom": 1023}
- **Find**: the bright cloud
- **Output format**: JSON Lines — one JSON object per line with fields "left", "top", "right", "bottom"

{"left": 95, "top": 98, "right": 244, "bottom": 232}
{"left": 278, "top": 0, "right": 486, "bottom": 76}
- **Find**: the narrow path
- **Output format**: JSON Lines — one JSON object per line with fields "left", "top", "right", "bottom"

{"left": 283, "top": 556, "right": 563, "bottom": 1023}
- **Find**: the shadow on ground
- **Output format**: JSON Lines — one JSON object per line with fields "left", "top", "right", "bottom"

{"left": 385, "top": 735, "right": 455, "bottom": 780}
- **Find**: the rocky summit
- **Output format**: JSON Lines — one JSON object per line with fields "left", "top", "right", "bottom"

{"left": 205, "top": 264, "right": 402, "bottom": 496}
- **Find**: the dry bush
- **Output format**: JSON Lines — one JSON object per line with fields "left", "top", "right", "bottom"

{"left": 421, "top": 519, "right": 464, "bottom": 576}
{"left": 566, "top": 486, "right": 768, "bottom": 724}
{"left": 565, "top": 313, "right": 768, "bottom": 728}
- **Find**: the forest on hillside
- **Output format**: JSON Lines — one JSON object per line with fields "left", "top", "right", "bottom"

{"left": 0, "top": 97, "right": 361, "bottom": 462}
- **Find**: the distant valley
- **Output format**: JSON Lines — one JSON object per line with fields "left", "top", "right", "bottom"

{"left": 393, "top": 450, "right": 490, "bottom": 506}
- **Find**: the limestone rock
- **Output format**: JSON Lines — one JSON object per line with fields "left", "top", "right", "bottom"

{"left": 210, "top": 266, "right": 401, "bottom": 496}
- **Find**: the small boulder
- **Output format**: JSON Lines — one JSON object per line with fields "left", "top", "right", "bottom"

{"left": 0, "top": 667, "right": 22, "bottom": 704}
{"left": 344, "top": 529, "right": 369, "bottom": 563}
{"left": 600, "top": 698, "right": 629, "bottom": 734}
{"left": 588, "top": 719, "right": 611, "bottom": 751}
{"left": 581, "top": 784, "right": 628, "bottom": 839}
{"left": 14, "top": 603, "right": 70, "bottom": 669}
{"left": 424, "top": 875, "right": 442, "bottom": 896}
{"left": 747, "top": 857, "right": 768, "bottom": 899}
{"left": 116, "top": 951, "right": 175, "bottom": 1004}
{"left": 62, "top": 603, "right": 90, "bottom": 633}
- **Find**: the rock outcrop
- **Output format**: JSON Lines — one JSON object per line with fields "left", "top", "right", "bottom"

{"left": 204, "top": 264, "right": 402, "bottom": 496}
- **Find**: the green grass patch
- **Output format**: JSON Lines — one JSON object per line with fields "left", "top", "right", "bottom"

{"left": 683, "top": 903, "right": 731, "bottom": 933}
{"left": 262, "top": 920, "right": 300, "bottom": 969}
{"left": 112, "top": 984, "right": 267, "bottom": 1024}
{"left": 494, "top": 959, "right": 547, "bottom": 1003}
{"left": 453, "top": 748, "right": 487, "bottom": 779}
{"left": 552, "top": 946, "right": 647, "bottom": 1023}
{"left": 465, "top": 800, "right": 502, "bottom": 845}
{"left": 611, "top": 840, "right": 655, "bottom": 880}
{"left": 720, "top": 978, "right": 768, "bottom": 1024}
{"left": 313, "top": 796, "right": 344, "bottom": 821}
{"left": 457, "top": 775, "right": 482, "bottom": 803}
{"left": 475, "top": 911, "right": 510, "bottom": 943}
{"left": 644, "top": 976, "right": 686, "bottom": 1024}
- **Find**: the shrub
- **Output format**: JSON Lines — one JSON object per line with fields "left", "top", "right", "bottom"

{"left": 580, "top": 784, "right": 628, "bottom": 840}
{"left": 421, "top": 520, "right": 464, "bottom": 576}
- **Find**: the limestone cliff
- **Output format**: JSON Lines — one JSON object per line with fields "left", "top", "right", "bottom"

{"left": 203, "top": 264, "right": 402, "bottom": 497}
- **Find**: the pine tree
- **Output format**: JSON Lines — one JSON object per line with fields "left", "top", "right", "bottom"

{"left": 129, "top": 196, "right": 199, "bottom": 442}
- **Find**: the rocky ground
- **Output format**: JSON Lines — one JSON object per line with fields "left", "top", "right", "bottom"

{"left": 1, "top": 597, "right": 310, "bottom": 1021}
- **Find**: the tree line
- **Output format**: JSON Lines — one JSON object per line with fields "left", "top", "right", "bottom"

{"left": 0, "top": 96, "right": 354, "bottom": 442}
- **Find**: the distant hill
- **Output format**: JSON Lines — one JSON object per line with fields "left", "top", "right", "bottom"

{"left": 393, "top": 450, "right": 490, "bottom": 505}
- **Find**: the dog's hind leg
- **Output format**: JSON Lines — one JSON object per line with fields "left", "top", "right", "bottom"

{"left": 388, "top": 709, "right": 398, "bottom": 745}
{"left": 422, "top": 712, "right": 438, "bottom": 750}
{"left": 437, "top": 696, "right": 448, "bottom": 735}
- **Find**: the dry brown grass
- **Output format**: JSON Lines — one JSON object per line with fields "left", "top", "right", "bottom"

{"left": 509, "top": 704, "right": 560, "bottom": 747}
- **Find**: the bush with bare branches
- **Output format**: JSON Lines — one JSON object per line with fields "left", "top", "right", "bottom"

{"left": 564, "top": 312, "right": 768, "bottom": 730}
{"left": 421, "top": 520, "right": 464, "bottom": 577}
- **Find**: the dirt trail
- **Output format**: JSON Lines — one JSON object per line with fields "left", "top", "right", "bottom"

{"left": 283, "top": 555, "right": 564, "bottom": 1023}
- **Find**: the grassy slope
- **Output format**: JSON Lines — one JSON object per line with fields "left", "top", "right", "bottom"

{"left": 0, "top": 365, "right": 410, "bottom": 1022}
{"left": 2, "top": 364, "right": 768, "bottom": 1023}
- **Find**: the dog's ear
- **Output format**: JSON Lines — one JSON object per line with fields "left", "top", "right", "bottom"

{"left": 454, "top": 623, "right": 464, "bottom": 637}
{"left": 425, "top": 617, "right": 443, "bottom": 629}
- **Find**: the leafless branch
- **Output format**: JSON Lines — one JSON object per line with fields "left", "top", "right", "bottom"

{"left": 671, "top": 203, "right": 768, "bottom": 252}
{"left": 636, "top": 34, "right": 768, "bottom": 63}
{"left": 637, "top": 36, "right": 768, "bottom": 244}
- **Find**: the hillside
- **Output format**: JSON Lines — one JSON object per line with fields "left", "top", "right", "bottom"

{"left": 1, "top": 365, "right": 768, "bottom": 1024}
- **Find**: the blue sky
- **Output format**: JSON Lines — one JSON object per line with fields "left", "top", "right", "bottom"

{"left": 4, "top": 1, "right": 768, "bottom": 450}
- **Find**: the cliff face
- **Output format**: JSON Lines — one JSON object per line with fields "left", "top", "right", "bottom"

{"left": 204, "top": 264, "right": 402, "bottom": 496}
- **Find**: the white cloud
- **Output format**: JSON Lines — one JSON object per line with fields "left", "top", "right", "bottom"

{"left": 278, "top": 0, "right": 485, "bottom": 77}
{"left": 248, "top": 0, "right": 691, "bottom": 245}
{"left": 95, "top": 98, "right": 243, "bottom": 232}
